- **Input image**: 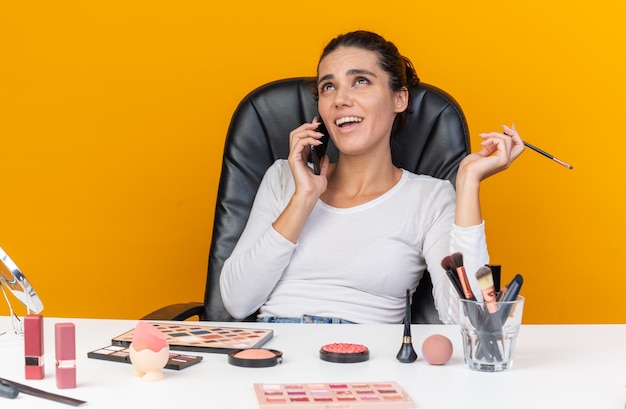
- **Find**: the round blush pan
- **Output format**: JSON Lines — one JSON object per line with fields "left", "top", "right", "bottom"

{"left": 319, "top": 343, "right": 369, "bottom": 363}
{"left": 228, "top": 348, "right": 283, "bottom": 368}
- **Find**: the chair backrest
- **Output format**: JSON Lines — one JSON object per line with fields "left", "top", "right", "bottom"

{"left": 204, "top": 77, "right": 470, "bottom": 323}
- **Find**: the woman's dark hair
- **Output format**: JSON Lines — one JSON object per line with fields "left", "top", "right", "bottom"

{"left": 313, "top": 30, "right": 419, "bottom": 132}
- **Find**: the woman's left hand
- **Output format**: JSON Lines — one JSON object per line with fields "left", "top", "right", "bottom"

{"left": 458, "top": 124, "right": 525, "bottom": 182}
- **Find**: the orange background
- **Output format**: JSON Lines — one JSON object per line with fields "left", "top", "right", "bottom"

{"left": 1, "top": 1, "right": 624, "bottom": 323}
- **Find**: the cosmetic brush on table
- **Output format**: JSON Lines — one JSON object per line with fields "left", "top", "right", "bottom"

{"left": 0, "top": 379, "right": 18, "bottom": 399}
{"left": 475, "top": 266, "right": 498, "bottom": 314}
{"left": 497, "top": 274, "right": 524, "bottom": 323}
{"left": 0, "top": 377, "right": 86, "bottom": 406}
{"left": 442, "top": 254, "right": 490, "bottom": 360}
{"left": 441, "top": 254, "right": 475, "bottom": 301}
{"left": 396, "top": 289, "right": 418, "bottom": 363}
{"left": 475, "top": 266, "right": 503, "bottom": 362}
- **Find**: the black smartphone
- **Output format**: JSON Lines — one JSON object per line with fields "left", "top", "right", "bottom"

{"left": 311, "top": 119, "right": 329, "bottom": 175}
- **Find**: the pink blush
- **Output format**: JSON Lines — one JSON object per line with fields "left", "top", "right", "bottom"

{"left": 228, "top": 348, "right": 283, "bottom": 368}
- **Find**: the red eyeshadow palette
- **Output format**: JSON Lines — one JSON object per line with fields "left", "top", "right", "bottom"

{"left": 87, "top": 345, "right": 202, "bottom": 370}
{"left": 111, "top": 323, "right": 274, "bottom": 354}
{"left": 254, "top": 382, "right": 414, "bottom": 408}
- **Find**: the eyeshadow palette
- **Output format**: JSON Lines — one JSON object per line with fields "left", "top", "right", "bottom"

{"left": 111, "top": 323, "right": 274, "bottom": 354}
{"left": 87, "top": 345, "right": 202, "bottom": 370}
{"left": 254, "top": 381, "right": 414, "bottom": 408}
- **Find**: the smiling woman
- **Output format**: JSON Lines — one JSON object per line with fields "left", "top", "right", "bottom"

{"left": 317, "top": 49, "right": 406, "bottom": 170}
{"left": 218, "top": 30, "right": 525, "bottom": 325}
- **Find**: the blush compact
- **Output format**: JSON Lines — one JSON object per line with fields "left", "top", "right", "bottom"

{"left": 319, "top": 343, "right": 369, "bottom": 363}
{"left": 228, "top": 348, "right": 283, "bottom": 368}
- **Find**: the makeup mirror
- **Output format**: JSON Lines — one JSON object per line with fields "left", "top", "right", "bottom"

{"left": 0, "top": 246, "right": 44, "bottom": 336}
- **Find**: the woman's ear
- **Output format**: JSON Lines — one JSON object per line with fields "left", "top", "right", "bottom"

{"left": 394, "top": 87, "right": 409, "bottom": 113}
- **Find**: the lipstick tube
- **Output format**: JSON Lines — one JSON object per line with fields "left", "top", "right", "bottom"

{"left": 24, "top": 314, "right": 44, "bottom": 380}
{"left": 55, "top": 323, "right": 76, "bottom": 389}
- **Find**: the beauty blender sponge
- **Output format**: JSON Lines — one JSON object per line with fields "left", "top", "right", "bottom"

{"left": 131, "top": 321, "right": 168, "bottom": 352}
{"left": 421, "top": 334, "right": 453, "bottom": 365}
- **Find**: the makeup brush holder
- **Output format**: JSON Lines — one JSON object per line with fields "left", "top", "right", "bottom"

{"left": 459, "top": 296, "right": 524, "bottom": 372}
{"left": 129, "top": 344, "right": 169, "bottom": 381}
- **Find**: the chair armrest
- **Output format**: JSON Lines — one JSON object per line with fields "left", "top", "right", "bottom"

{"left": 140, "top": 302, "right": 205, "bottom": 321}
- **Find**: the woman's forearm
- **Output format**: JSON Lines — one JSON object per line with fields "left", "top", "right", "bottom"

{"left": 272, "top": 192, "right": 319, "bottom": 244}
{"left": 454, "top": 171, "right": 482, "bottom": 227}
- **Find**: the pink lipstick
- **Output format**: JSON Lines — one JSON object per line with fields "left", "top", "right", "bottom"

{"left": 55, "top": 323, "right": 76, "bottom": 389}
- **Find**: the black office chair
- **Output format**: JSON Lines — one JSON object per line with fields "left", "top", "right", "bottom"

{"left": 142, "top": 77, "right": 470, "bottom": 324}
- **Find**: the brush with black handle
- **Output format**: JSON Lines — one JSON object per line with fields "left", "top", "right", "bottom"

{"left": 498, "top": 274, "right": 524, "bottom": 324}
{"left": 396, "top": 289, "right": 418, "bottom": 363}
{"left": 475, "top": 266, "right": 504, "bottom": 362}
{"left": 449, "top": 252, "right": 476, "bottom": 301}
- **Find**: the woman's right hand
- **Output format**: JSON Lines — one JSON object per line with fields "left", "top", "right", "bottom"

{"left": 272, "top": 119, "right": 330, "bottom": 244}
{"left": 287, "top": 117, "right": 329, "bottom": 199}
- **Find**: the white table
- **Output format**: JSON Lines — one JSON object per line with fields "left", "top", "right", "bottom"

{"left": 0, "top": 317, "right": 625, "bottom": 408}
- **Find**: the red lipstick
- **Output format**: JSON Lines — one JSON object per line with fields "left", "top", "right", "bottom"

{"left": 24, "top": 314, "right": 44, "bottom": 380}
